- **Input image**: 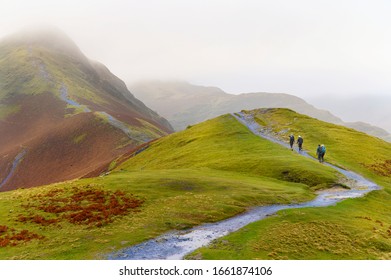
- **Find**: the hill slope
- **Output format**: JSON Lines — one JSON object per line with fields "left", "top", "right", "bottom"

{"left": 242, "top": 108, "right": 391, "bottom": 177}
{"left": 0, "top": 111, "right": 343, "bottom": 259}
{"left": 118, "top": 114, "right": 338, "bottom": 188}
{"left": 129, "top": 80, "right": 391, "bottom": 142}
{"left": 186, "top": 108, "right": 391, "bottom": 260}
{"left": 0, "top": 108, "right": 390, "bottom": 259}
{"left": 0, "top": 28, "right": 173, "bottom": 191}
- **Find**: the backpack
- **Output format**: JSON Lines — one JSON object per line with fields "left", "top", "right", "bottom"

{"left": 321, "top": 145, "right": 326, "bottom": 154}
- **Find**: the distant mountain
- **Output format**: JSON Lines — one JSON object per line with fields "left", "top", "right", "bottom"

{"left": 129, "top": 80, "right": 391, "bottom": 142}
{"left": 0, "top": 28, "right": 173, "bottom": 191}
{"left": 307, "top": 94, "right": 391, "bottom": 142}
{"left": 345, "top": 122, "right": 391, "bottom": 143}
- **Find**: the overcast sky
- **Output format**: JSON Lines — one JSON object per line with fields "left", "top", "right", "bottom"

{"left": 0, "top": 0, "right": 390, "bottom": 130}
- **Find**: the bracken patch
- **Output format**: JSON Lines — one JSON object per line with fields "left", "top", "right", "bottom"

{"left": 19, "top": 185, "right": 144, "bottom": 227}
{"left": 363, "top": 160, "right": 391, "bottom": 177}
{"left": 17, "top": 215, "right": 59, "bottom": 226}
{"left": 0, "top": 225, "right": 43, "bottom": 247}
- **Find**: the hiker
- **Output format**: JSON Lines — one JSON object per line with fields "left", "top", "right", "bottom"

{"left": 316, "top": 144, "right": 326, "bottom": 163}
{"left": 316, "top": 144, "right": 322, "bottom": 162}
{"left": 297, "top": 135, "right": 303, "bottom": 151}
{"left": 289, "top": 134, "right": 295, "bottom": 150}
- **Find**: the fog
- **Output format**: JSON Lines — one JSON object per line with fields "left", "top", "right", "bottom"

{"left": 0, "top": 0, "right": 390, "bottom": 131}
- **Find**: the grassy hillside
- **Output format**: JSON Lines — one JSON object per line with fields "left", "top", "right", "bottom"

{"left": 2, "top": 109, "right": 388, "bottom": 259}
{"left": 0, "top": 29, "right": 172, "bottom": 191}
{"left": 247, "top": 108, "right": 391, "bottom": 180}
{"left": 187, "top": 109, "right": 391, "bottom": 260}
{"left": 0, "top": 113, "right": 340, "bottom": 259}
{"left": 119, "top": 114, "right": 338, "bottom": 189}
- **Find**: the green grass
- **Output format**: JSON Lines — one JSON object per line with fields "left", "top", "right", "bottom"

{"left": 0, "top": 169, "right": 317, "bottom": 259}
{"left": 188, "top": 186, "right": 391, "bottom": 260}
{"left": 0, "top": 113, "right": 340, "bottom": 259}
{"left": 0, "top": 43, "right": 103, "bottom": 111}
{"left": 94, "top": 112, "right": 165, "bottom": 143}
{"left": 2, "top": 108, "right": 389, "bottom": 259}
{"left": 0, "top": 46, "right": 53, "bottom": 100}
{"left": 136, "top": 118, "right": 166, "bottom": 138}
{"left": 186, "top": 108, "right": 391, "bottom": 260}
{"left": 249, "top": 108, "right": 391, "bottom": 180}
{"left": 119, "top": 114, "right": 339, "bottom": 190}
{"left": 0, "top": 43, "right": 109, "bottom": 105}
{"left": 45, "top": 53, "right": 107, "bottom": 105}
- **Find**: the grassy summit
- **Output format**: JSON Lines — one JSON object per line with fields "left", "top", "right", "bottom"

{"left": 0, "top": 112, "right": 341, "bottom": 259}
{"left": 187, "top": 108, "right": 391, "bottom": 260}
{"left": 247, "top": 108, "right": 391, "bottom": 179}
{"left": 119, "top": 114, "right": 338, "bottom": 189}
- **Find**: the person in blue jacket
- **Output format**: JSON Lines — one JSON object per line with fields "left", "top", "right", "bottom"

{"left": 316, "top": 144, "right": 326, "bottom": 163}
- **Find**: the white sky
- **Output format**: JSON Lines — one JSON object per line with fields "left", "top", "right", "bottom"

{"left": 0, "top": 1, "right": 390, "bottom": 103}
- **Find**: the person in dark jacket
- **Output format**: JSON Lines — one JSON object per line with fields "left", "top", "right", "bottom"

{"left": 316, "top": 144, "right": 326, "bottom": 162}
{"left": 297, "top": 135, "right": 303, "bottom": 151}
{"left": 289, "top": 134, "right": 295, "bottom": 150}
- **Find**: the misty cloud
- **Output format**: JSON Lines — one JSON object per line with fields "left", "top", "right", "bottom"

{"left": 0, "top": 0, "right": 390, "bottom": 131}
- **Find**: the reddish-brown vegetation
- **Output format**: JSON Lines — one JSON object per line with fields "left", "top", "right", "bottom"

{"left": 0, "top": 92, "right": 169, "bottom": 192}
{"left": 19, "top": 186, "right": 144, "bottom": 227}
{"left": 1, "top": 32, "right": 174, "bottom": 192}
{"left": 0, "top": 225, "right": 43, "bottom": 247}
{"left": 17, "top": 215, "right": 59, "bottom": 226}
{"left": 0, "top": 225, "right": 8, "bottom": 234}
{"left": 364, "top": 160, "right": 391, "bottom": 177}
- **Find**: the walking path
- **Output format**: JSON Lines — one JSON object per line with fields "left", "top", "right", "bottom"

{"left": 0, "top": 148, "right": 27, "bottom": 189}
{"left": 107, "top": 112, "right": 381, "bottom": 260}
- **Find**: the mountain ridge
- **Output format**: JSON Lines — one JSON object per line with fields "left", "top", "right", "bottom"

{"left": 129, "top": 80, "right": 390, "bottom": 142}
{"left": 0, "top": 29, "right": 173, "bottom": 191}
